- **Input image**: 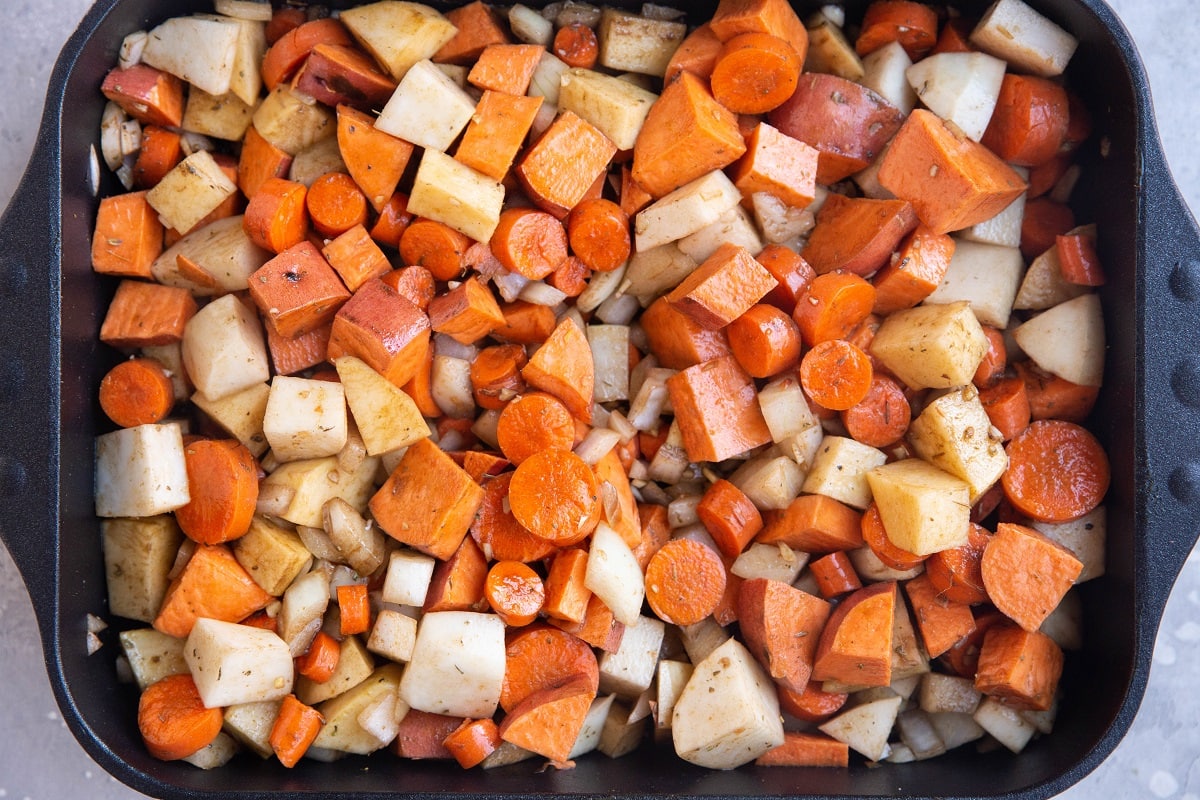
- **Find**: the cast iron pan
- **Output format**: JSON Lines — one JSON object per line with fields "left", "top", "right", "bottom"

{"left": 0, "top": 0, "right": 1196, "bottom": 797}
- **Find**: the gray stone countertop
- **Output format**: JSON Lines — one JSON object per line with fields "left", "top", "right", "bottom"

{"left": 0, "top": 1, "right": 1197, "bottom": 797}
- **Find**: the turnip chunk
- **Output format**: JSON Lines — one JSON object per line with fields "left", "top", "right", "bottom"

{"left": 585, "top": 522, "right": 645, "bottom": 625}
{"left": 1012, "top": 293, "right": 1105, "bottom": 387}
{"left": 399, "top": 611, "right": 506, "bottom": 718}
{"left": 95, "top": 422, "right": 190, "bottom": 518}
{"left": 671, "top": 638, "right": 784, "bottom": 769}
{"left": 184, "top": 618, "right": 294, "bottom": 708}
{"left": 142, "top": 15, "right": 240, "bottom": 96}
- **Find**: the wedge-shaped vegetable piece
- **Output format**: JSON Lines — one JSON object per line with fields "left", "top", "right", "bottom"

{"left": 369, "top": 437, "right": 485, "bottom": 560}
{"left": 521, "top": 316, "right": 595, "bottom": 423}
{"left": 182, "top": 293, "right": 271, "bottom": 401}
{"left": 866, "top": 459, "right": 971, "bottom": 556}
{"left": 232, "top": 516, "right": 311, "bottom": 596}
{"left": 376, "top": 59, "right": 476, "bottom": 152}
{"left": 182, "top": 86, "right": 255, "bottom": 143}
{"left": 146, "top": 150, "right": 238, "bottom": 236}
{"left": 261, "top": 453, "right": 380, "bottom": 528}
{"left": 1012, "top": 293, "right": 1105, "bottom": 387}
{"left": 597, "top": 8, "right": 686, "bottom": 77}
{"left": 982, "top": 522, "right": 1083, "bottom": 632}
{"left": 801, "top": 194, "right": 917, "bottom": 277}
{"left": 738, "top": 578, "right": 831, "bottom": 692}
{"left": 804, "top": 11, "right": 864, "bottom": 80}
{"left": 861, "top": 41, "right": 916, "bottom": 115}
{"left": 973, "top": 695, "right": 1037, "bottom": 752}
{"left": 297, "top": 634, "right": 376, "bottom": 705}
{"left": 336, "top": 106, "right": 414, "bottom": 213}
{"left": 729, "top": 122, "right": 818, "bottom": 209}
{"left": 1013, "top": 243, "right": 1090, "bottom": 311}
{"left": 800, "top": 436, "right": 887, "bottom": 510}
{"left": 632, "top": 72, "right": 746, "bottom": 199}
{"left": 812, "top": 581, "right": 896, "bottom": 688}
{"left": 597, "top": 614, "right": 664, "bottom": 697}
{"left": 558, "top": 67, "right": 657, "bottom": 151}
{"left": 339, "top": 1, "right": 458, "bottom": 81}
{"left": 120, "top": 628, "right": 189, "bottom": 691}
{"left": 95, "top": 422, "right": 190, "bottom": 518}
{"left": 436, "top": 1, "right": 511, "bottom": 64}
{"left": 184, "top": 618, "right": 294, "bottom": 708}
{"left": 263, "top": 376, "right": 348, "bottom": 462}
{"left": 969, "top": 0, "right": 1078, "bottom": 77}
{"left": 499, "top": 675, "right": 597, "bottom": 762}
{"left": 222, "top": 699, "right": 281, "bottom": 758}
{"left": 191, "top": 382, "right": 270, "bottom": 458}
{"left": 407, "top": 149, "right": 505, "bottom": 244}
{"left": 312, "top": 663, "right": 405, "bottom": 754}
{"left": 634, "top": 169, "right": 742, "bottom": 253}
{"left": 924, "top": 239, "right": 1024, "bottom": 329}
{"left": 908, "top": 385, "right": 1008, "bottom": 503}
{"left": 399, "top": 611, "right": 506, "bottom": 718}
{"left": 1031, "top": 505, "right": 1106, "bottom": 583}
{"left": 103, "top": 516, "right": 183, "bottom": 623}
{"left": 878, "top": 109, "right": 1027, "bottom": 235}
{"left": 905, "top": 52, "right": 1006, "bottom": 142}
{"left": 277, "top": 568, "right": 331, "bottom": 657}
{"left": 102, "top": 64, "right": 184, "bottom": 128}
{"left": 905, "top": 573, "right": 976, "bottom": 659}
{"left": 672, "top": 637, "right": 784, "bottom": 769}
{"left": 869, "top": 301, "right": 988, "bottom": 390}
{"left": 665, "top": 243, "right": 777, "bottom": 330}
{"left": 334, "top": 355, "right": 430, "bottom": 456}
{"left": 152, "top": 216, "right": 271, "bottom": 296}
{"left": 142, "top": 14, "right": 241, "bottom": 96}
{"left": 584, "top": 522, "right": 644, "bottom": 627}
{"left": 252, "top": 86, "right": 336, "bottom": 156}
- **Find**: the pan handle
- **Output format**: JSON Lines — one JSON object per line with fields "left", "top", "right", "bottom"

{"left": 0, "top": 131, "right": 63, "bottom": 640}
{"left": 1138, "top": 133, "right": 1200, "bottom": 619}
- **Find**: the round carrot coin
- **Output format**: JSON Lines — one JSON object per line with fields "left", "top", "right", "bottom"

{"left": 643, "top": 538, "right": 726, "bottom": 626}
{"left": 485, "top": 560, "right": 546, "bottom": 627}
{"left": 508, "top": 448, "right": 601, "bottom": 546}
{"left": 99, "top": 357, "right": 175, "bottom": 427}
{"left": 175, "top": 439, "right": 259, "bottom": 545}
{"left": 470, "top": 472, "right": 558, "bottom": 563}
{"left": 840, "top": 373, "right": 911, "bottom": 447}
{"left": 567, "top": 198, "right": 630, "bottom": 273}
{"left": 495, "top": 392, "right": 576, "bottom": 465}
{"left": 137, "top": 673, "right": 223, "bottom": 761}
{"left": 799, "top": 339, "right": 874, "bottom": 411}
{"left": 776, "top": 679, "right": 848, "bottom": 723}
{"left": 500, "top": 624, "right": 599, "bottom": 712}
{"left": 1001, "top": 419, "right": 1109, "bottom": 522}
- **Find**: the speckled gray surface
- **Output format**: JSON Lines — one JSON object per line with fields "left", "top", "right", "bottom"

{"left": 0, "top": 1, "right": 1197, "bottom": 798}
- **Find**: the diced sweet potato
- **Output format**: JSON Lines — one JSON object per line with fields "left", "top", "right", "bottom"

{"left": 737, "top": 577, "right": 831, "bottom": 692}
{"left": 757, "top": 494, "right": 865, "bottom": 553}
{"left": 100, "top": 279, "right": 197, "bottom": 348}
{"left": 640, "top": 296, "right": 733, "bottom": 370}
{"left": 327, "top": 278, "right": 431, "bottom": 388}
{"left": 517, "top": 111, "right": 617, "bottom": 219}
{"left": 729, "top": 123, "right": 819, "bottom": 209}
{"left": 802, "top": 194, "right": 918, "bottom": 276}
{"left": 974, "top": 623, "right": 1063, "bottom": 711}
{"left": 665, "top": 243, "right": 779, "bottom": 330}
{"left": 811, "top": 581, "right": 896, "bottom": 687}
{"left": 92, "top": 191, "right": 164, "bottom": 278}
{"left": 665, "top": 355, "right": 772, "bottom": 463}
{"left": 248, "top": 241, "right": 351, "bottom": 338}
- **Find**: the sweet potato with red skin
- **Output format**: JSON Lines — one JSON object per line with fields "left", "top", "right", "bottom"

{"left": 327, "top": 278, "right": 430, "bottom": 388}
{"left": 102, "top": 64, "right": 183, "bottom": 128}
{"left": 768, "top": 74, "right": 903, "bottom": 185}
{"left": 855, "top": 1, "right": 938, "bottom": 59}
{"left": 295, "top": 43, "right": 397, "bottom": 112}
{"left": 498, "top": 675, "right": 596, "bottom": 763}
{"left": 261, "top": 18, "right": 353, "bottom": 90}
{"left": 664, "top": 22, "right": 722, "bottom": 83}
{"left": 394, "top": 710, "right": 464, "bottom": 760}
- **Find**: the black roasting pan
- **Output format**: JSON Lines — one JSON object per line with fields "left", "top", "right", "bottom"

{"left": 0, "top": 0, "right": 1198, "bottom": 797}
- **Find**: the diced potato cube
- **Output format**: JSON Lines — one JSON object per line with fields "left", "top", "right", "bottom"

{"left": 398, "top": 611, "right": 506, "bottom": 718}
{"left": 869, "top": 301, "right": 988, "bottom": 390}
{"left": 222, "top": 700, "right": 281, "bottom": 758}
{"left": 728, "top": 453, "right": 805, "bottom": 511}
{"left": 969, "top": 0, "right": 1078, "bottom": 77}
{"left": 312, "top": 663, "right": 406, "bottom": 754}
{"left": 263, "top": 376, "right": 348, "bottom": 462}
{"left": 191, "top": 382, "right": 270, "bottom": 457}
{"left": 251, "top": 86, "right": 335, "bottom": 155}
{"left": 339, "top": 1, "right": 457, "bottom": 81}
{"left": 185, "top": 618, "right": 294, "bottom": 707}
{"left": 95, "top": 422, "right": 190, "bottom": 518}
{"left": 908, "top": 385, "right": 1008, "bottom": 503}
{"left": 597, "top": 8, "right": 686, "bottom": 77}
{"left": 866, "top": 459, "right": 971, "bottom": 556}
{"left": 558, "top": 67, "right": 658, "bottom": 151}
{"left": 635, "top": 170, "right": 742, "bottom": 252}
{"left": 182, "top": 293, "right": 271, "bottom": 401}
{"left": 801, "top": 435, "right": 887, "bottom": 509}
{"left": 598, "top": 614, "right": 666, "bottom": 698}
{"left": 381, "top": 549, "right": 437, "bottom": 607}
{"left": 407, "top": 148, "right": 505, "bottom": 243}
{"left": 182, "top": 86, "right": 256, "bottom": 142}
{"left": 925, "top": 239, "right": 1025, "bottom": 329}
{"left": 232, "top": 516, "right": 312, "bottom": 595}
{"left": 376, "top": 59, "right": 477, "bottom": 152}
{"left": 142, "top": 15, "right": 241, "bottom": 95}
{"left": 103, "top": 515, "right": 183, "bottom": 622}
{"left": 297, "top": 634, "right": 375, "bottom": 705}
{"left": 261, "top": 454, "right": 380, "bottom": 528}
{"left": 119, "top": 628, "right": 188, "bottom": 690}
{"left": 146, "top": 149, "right": 238, "bottom": 234}
{"left": 367, "top": 609, "right": 419, "bottom": 663}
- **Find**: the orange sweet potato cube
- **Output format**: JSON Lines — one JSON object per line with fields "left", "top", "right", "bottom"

{"left": 267, "top": 321, "right": 332, "bottom": 376}
{"left": 455, "top": 91, "right": 544, "bottom": 181}
{"left": 99, "top": 279, "right": 197, "bottom": 348}
{"left": 328, "top": 277, "right": 431, "bottom": 388}
{"left": 872, "top": 226, "right": 956, "bottom": 314}
{"left": 666, "top": 355, "right": 772, "bottom": 463}
{"left": 423, "top": 536, "right": 489, "bottom": 612}
{"left": 878, "top": 109, "right": 1028, "bottom": 235}
{"left": 337, "top": 105, "right": 414, "bottom": 214}
{"left": 974, "top": 623, "right": 1063, "bottom": 711}
{"left": 467, "top": 44, "right": 544, "bottom": 95}
{"left": 640, "top": 296, "right": 733, "bottom": 369}
{"left": 631, "top": 71, "right": 746, "bottom": 199}
{"left": 248, "top": 240, "right": 352, "bottom": 338}
{"left": 101, "top": 63, "right": 184, "bottom": 128}
{"left": 544, "top": 547, "right": 592, "bottom": 624}
{"left": 516, "top": 111, "right": 618, "bottom": 219}
{"left": 322, "top": 223, "right": 392, "bottom": 292}
{"left": 433, "top": 0, "right": 510, "bottom": 65}
{"left": 520, "top": 317, "right": 595, "bottom": 422}
{"left": 801, "top": 194, "right": 919, "bottom": 277}
{"left": 709, "top": 0, "right": 810, "bottom": 61}
{"left": 427, "top": 276, "right": 506, "bottom": 345}
{"left": 729, "top": 122, "right": 819, "bottom": 209}
{"left": 757, "top": 494, "right": 865, "bottom": 553}
{"left": 238, "top": 125, "right": 293, "bottom": 200}
{"left": 92, "top": 191, "right": 164, "bottom": 278}
{"left": 369, "top": 437, "right": 486, "bottom": 561}
{"left": 152, "top": 545, "right": 273, "bottom": 639}
{"left": 904, "top": 572, "right": 977, "bottom": 658}
{"left": 665, "top": 243, "right": 778, "bottom": 330}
